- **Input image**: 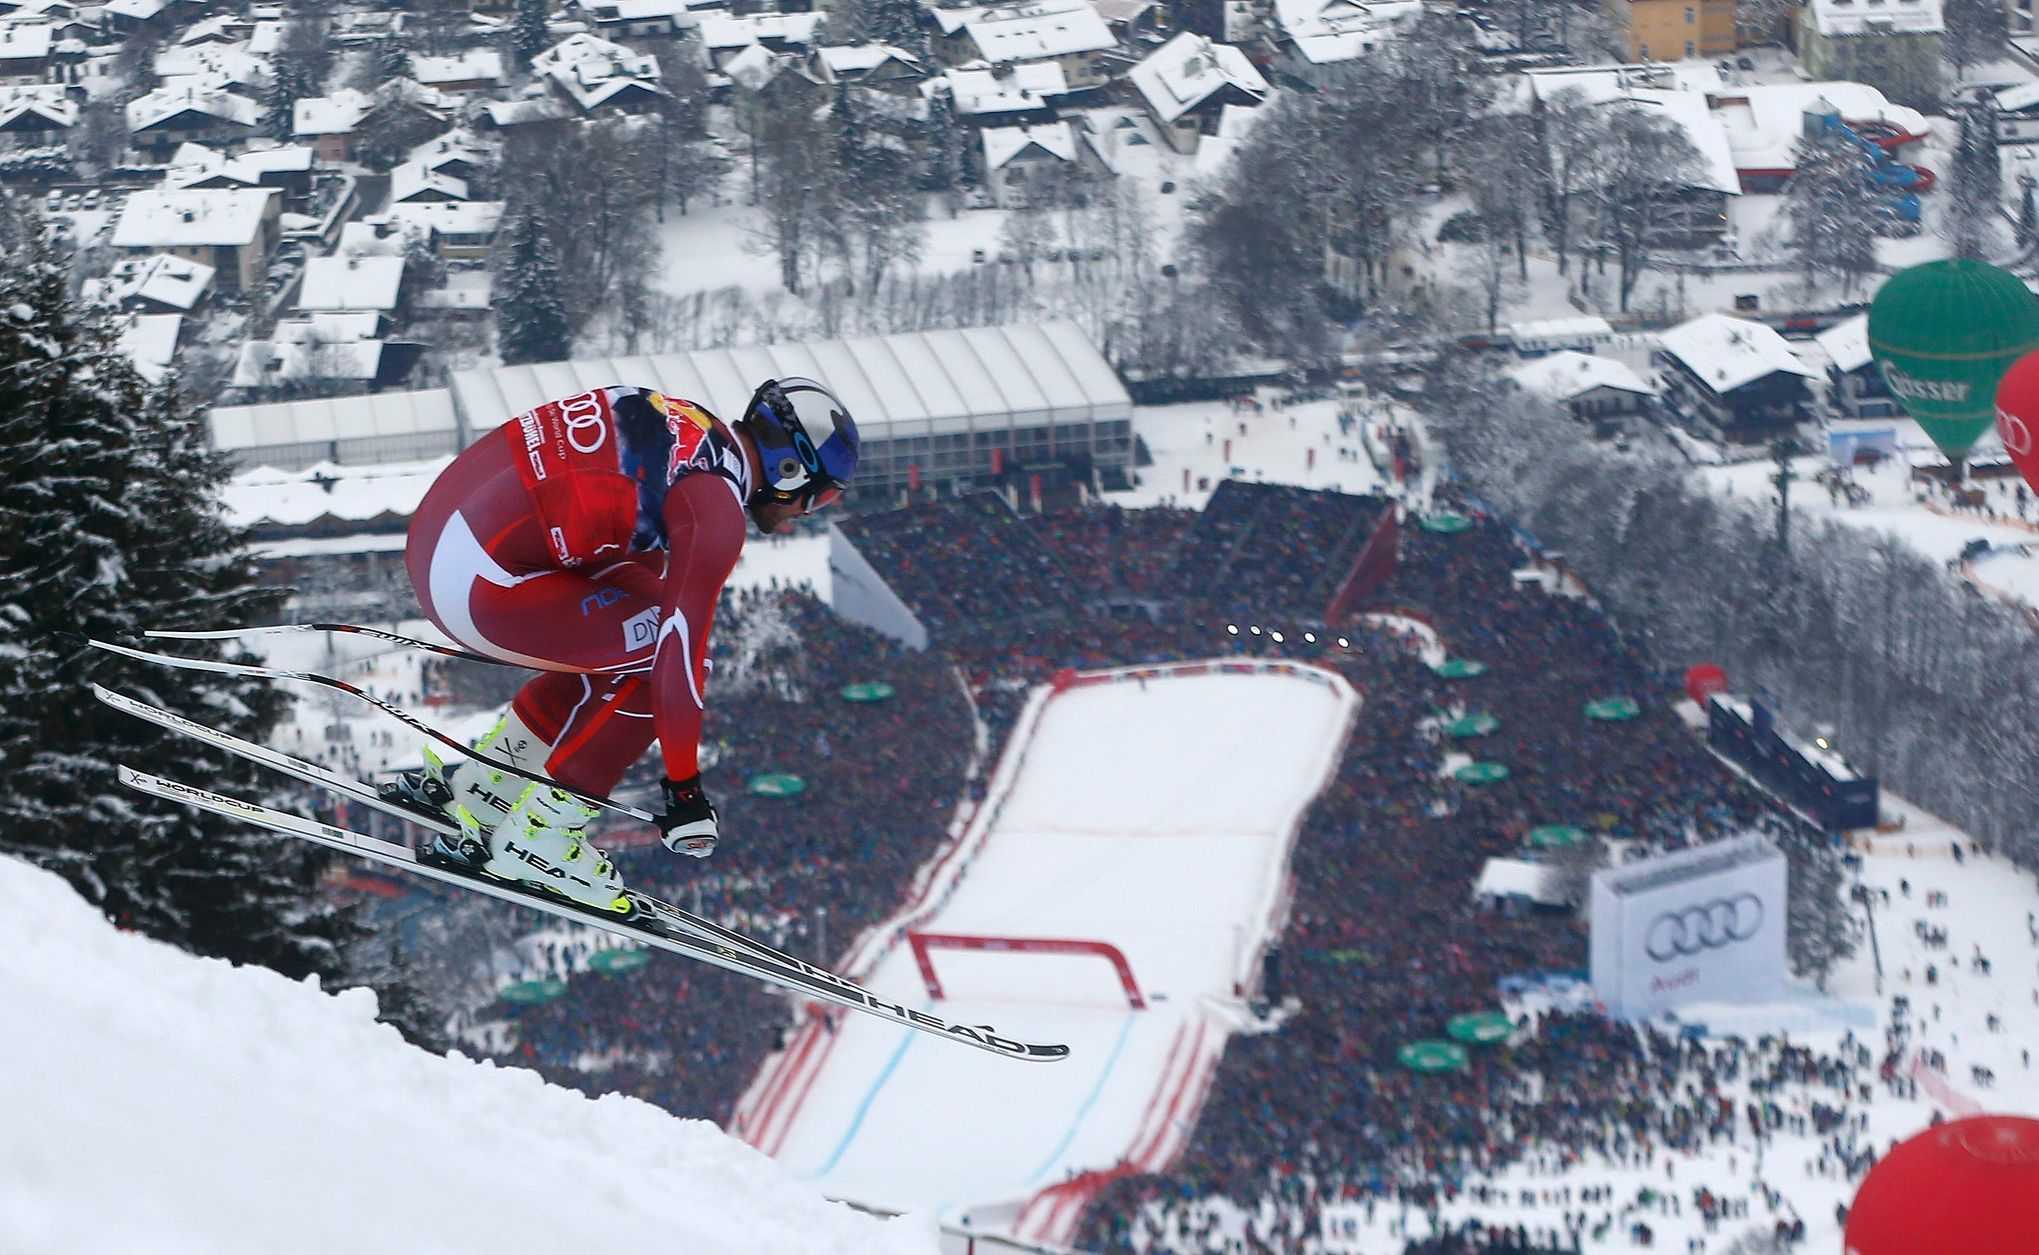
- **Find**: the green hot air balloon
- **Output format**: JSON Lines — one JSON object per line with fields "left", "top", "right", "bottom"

{"left": 1869, "top": 260, "right": 2039, "bottom": 468}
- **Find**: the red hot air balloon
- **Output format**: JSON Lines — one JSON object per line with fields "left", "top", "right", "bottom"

{"left": 1684, "top": 663, "right": 1728, "bottom": 707}
{"left": 1996, "top": 349, "right": 2039, "bottom": 496}
{"left": 1844, "top": 1115, "right": 2039, "bottom": 1255}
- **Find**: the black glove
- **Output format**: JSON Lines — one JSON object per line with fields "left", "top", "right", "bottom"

{"left": 658, "top": 775, "right": 719, "bottom": 858}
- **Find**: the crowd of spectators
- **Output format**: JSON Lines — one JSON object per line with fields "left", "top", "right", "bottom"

{"left": 840, "top": 486, "right": 1387, "bottom": 643}
{"left": 1163, "top": 481, "right": 1392, "bottom": 620}
{"left": 1071, "top": 492, "right": 1851, "bottom": 1253}
{"left": 1024, "top": 503, "right": 1197, "bottom": 602}
{"left": 835, "top": 493, "right": 1084, "bottom": 638}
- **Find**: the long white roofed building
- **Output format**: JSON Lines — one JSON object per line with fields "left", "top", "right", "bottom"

{"left": 208, "top": 321, "right": 1135, "bottom": 504}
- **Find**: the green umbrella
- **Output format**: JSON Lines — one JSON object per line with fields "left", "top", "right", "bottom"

{"left": 1446, "top": 1011, "right": 1515, "bottom": 1044}
{"left": 588, "top": 948, "right": 652, "bottom": 975}
{"left": 1584, "top": 697, "right": 1641, "bottom": 721}
{"left": 1870, "top": 259, "right": 2039, "bottom": 466}
{"left": 500, "top": 978, "right": 568, "bottom": 1005}
{"left": 1455, "top": 761, "right": 1511, "bottom": 784}
{"left": 1420, "top": 513, "right": 1474, "bottom": 534}
{"left": 747, "top": 773, "right": 808, "bottom": 798}
{"left": 1398, "top": 1040, "right": 1471, "bottom": 1073}
{"left": 1527, "top": 824, "right": 1590, "bottom": 849}
{"left": 1443, "top": 714, "right": 1500, "bottom": 738}
{"left": 840, "top": 681, "right": 897, "bottom": 703}
{"left": 1433, "top": 659, "right": 1489, "bottom": 679}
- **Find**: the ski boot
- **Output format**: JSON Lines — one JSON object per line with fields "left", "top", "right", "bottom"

{"left": 477, "top": 784, "right": 631, "bottom": 915}
{"left": 386, "top": 710, "right": 555, "bottom": 872}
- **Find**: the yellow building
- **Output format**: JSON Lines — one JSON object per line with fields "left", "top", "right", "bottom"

{"left": 1601, "top": 0, "right": 1738, "bottom": 61}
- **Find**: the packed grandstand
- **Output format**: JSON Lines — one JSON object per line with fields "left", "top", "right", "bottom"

{"left": 313, "top": 482, "right": 1858, "bottom": 1253}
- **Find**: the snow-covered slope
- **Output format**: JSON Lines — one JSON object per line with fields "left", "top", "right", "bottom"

{"left": 0, "top": 855, "right": 937, "bottom": 1255}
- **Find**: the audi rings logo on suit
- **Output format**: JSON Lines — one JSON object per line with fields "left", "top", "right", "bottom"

{"left": 1645, "top": 894, "right": 1764, "bottom": 961}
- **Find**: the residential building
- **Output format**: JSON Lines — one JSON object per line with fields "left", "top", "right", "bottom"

{"left": 699, "top": 10, "right": 826, "bottom": 64}
{"left": 383, "top": 199, "right": 505, "bottom": 261}
{"left": 0, "top": 82, "right": 73, "bottom": 145}
{"left": 411, "top": 49, "right": 509, "bottom": 95}
{"left": 1656, "top": 314, "right": 1819, "bottom": 444}
{"left": 935, "top": 61, "right": 1070, "bottom": 124}
{"left": 297, "top": 255, "right": 406, "bottom": 314}
{"left": 810, "top": 43, "right": 926, "bottom": 90}
{"left": 1813, "top": 313, "right": 1900, "bottom": 419}
{"left": 1600, "top": 0, "right": 1734, "bottom": 61}
{"left": 1271, "top": 0, "right": 1420, "bottom": 88}
{"left": 294, "top": 88, "right": 370, "bottom": 163}
{"left": 126, "top": 85, "right": 258, "bottom": 156}
{"left": 1125, "top": 31, "right": 1267, "bottom": 154}
{"left": 1510, "top": 350, "right": 1656, "bottom": 437}
{"left": 1794, "top": 0, "right": 1943, "bottom": 107}
{"left": 389, "top": 158, "right": 468, "bottom": 203}
{"left": 110, "top": 187, "right": 279, "bottom": 294}
{"left": 935, "top": 0, "right": 1119, "bottom": 90}
{"left": 534, "top": 32, "right": 670, "bottom": 113}
{"left": 83, "top": 252, "right": 216, "bottom": 314}
{"left": 0, "top": 19, "right": 53, "bottom": 84}
{"left": 979, "top": 121, "right": 1085, "bottom": 206}
{"left": 574, "top": 0, "right": 717, "bottom": 38}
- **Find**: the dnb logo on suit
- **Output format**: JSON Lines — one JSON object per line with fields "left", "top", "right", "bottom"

{"left": 1645, "top": 894, "right": 1764, "bottom": 962}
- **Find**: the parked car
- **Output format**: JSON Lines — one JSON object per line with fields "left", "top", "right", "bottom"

{"left": 63, "top": 192, "right": 82, "bottom": 210}
{"left": 1736, "top": 55, "right": 1755, "bottom": 70}
{"left": 44, "top": 189, "right": 62, "bottom": 211}
{"left": 80, "top": 189, "right": 101, "bottom": 210}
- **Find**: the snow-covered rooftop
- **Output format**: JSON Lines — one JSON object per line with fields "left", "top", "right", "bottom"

{"left": 1806, "top": 0, "right": 1943, "bottom": 37}
{"left": 411, "top": 48, "right": 507, "bottom": 86}
{"left": 294, "top": 88, "right": 370, "bottom": 136}
{"left": 389, "top": 159, "right": 468, "bottom": 203}
{"left": 1275, "top": 0, "right": 1420, "bottom": 64}
{"left": 815, "top": 43, "right": 921, "bottom": 76}
{"left": 151, "top": 42, "right": 266, "bottom": 89}
{"left": 947, "top": 0, "right": 1117, "bottom": 65}
{"left": 982, "top": 120, "right": 1078, "bottom": 169}
{"left": 938, "top": 61, "right": 1070, "bottom": 115}
{"left": 1511, "top": 351, "right": 1655, "bottom": 402}
{"left": 0, "top": 19, "right": 54, "bottom": 60}
{"left": 0, "top": 83, "right": 74, "bottom": 128}
{"left": 1126, "top": 32, "right": 1268, "bottom": 125}
{"left": 697, "top": 10, "right": 825, "bottom": 49}
{"left": 115, "top": 312, "right": 181, "bottom": 384}
{"left": 1660, "top": 314, "right": 1818, "bottom": 393}
{"left": 112, "top": 188, "right": 276, "bottom": 248}
{"left": 87, "top": 252, "right": 216, "bottom": 311}
{"left": 383, "top": 200, "right": 505, "bottom": 239}
{"left": 297, "top": 255, "right": 405, "bottom": 312}
{"left": 1710, "top": 82, "right": 1928, "bottom": 171}
{"left": 127, "top": 85, "right": 258, "bottom": 133}
{"left": 1815, "top": 313, "right": 1874, "bottom": 375}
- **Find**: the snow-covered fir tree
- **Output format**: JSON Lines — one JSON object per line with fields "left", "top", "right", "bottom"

{"left": 0, "top": 220, "right": 357, "bottom": 981}
{"left": 509, "top": 0, "right": 551, "bottom": 69}
{"left": 493, "top": 205, "right": 572, "bottom": 365}
{"left": 1780, "top": 125, "right": 1882, "bottom": 297}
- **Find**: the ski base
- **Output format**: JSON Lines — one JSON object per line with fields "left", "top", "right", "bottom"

{"left": 118, "top": 766, "right": 1068, "bottom": 1063}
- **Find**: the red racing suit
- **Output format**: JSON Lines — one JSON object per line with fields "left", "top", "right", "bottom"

{"left": 405, "top": 385, "right": 755, "bottom": 795}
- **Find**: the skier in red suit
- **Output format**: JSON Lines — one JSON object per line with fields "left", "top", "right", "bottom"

{"left": 387, "top": 379, "right": 860, "bottom": 912}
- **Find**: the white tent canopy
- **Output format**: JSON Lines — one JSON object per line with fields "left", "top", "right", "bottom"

{"left": 447, "top": 322, "right": 1128, "bottom": 437}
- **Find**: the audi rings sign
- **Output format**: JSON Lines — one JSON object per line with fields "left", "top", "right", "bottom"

{"left": 1589, "top": 834, "right": 1788, "bottom": 1019}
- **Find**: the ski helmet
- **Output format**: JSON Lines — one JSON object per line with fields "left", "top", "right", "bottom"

{"left": 739, "top": 376, "right": 860, "bottom": 520}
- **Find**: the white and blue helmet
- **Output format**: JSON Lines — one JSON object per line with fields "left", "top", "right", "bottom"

{"left": 739, "top": 376, "right": 860, "bottom": 521}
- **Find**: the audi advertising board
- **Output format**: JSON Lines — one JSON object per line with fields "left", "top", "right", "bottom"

{"left": 1589, "top": 835, "right": 1788, "bottom": 1020}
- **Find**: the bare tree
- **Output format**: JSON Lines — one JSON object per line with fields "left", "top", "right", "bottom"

{"left": 1580, "top": 107, "right": 1704, "bottom": 312}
